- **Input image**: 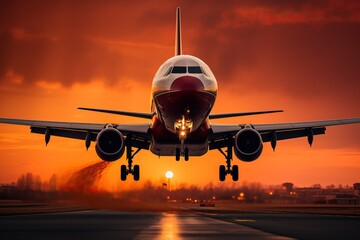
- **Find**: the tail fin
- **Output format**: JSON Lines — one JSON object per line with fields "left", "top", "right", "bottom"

{"left": 175, "top": 7, "right": 182, "bottom": 56}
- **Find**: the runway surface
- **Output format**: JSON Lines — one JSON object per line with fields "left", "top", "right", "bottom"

{"left": 0, "top": 209, "right": 359, "bottom": 239}
{"left": 198, "top": 210, "right": 359, "bottom": 240}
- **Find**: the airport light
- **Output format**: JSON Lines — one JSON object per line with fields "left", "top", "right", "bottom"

{"left": 238, "top": 192, "right": 245, "bottom": 201}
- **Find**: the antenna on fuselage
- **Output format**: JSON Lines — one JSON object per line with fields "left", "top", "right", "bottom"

{"left": 175, "top": 7, "right": 182, "bottom": 56}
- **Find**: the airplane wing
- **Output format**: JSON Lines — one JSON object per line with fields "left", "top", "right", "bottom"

{"left": 209, "top": 117, "right": 360, "bottom": 149}
{"left": 209, "top": 110, "right": 283, "bottom": 119}
{"left": 77, "top": 108, "right": 283, "bottom": 120}
{"left": 0, "top": 118, "right": 151, "bottom": 149}
{"left": 78, "top": 107, "right": 155, "bottom": 119}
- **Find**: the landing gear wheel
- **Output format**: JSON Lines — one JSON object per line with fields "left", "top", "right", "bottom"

{"left": 184, "top": 148, "right": 189, "bottom": 161}
{"left": 122, "top": 142, "right": 142, "bottom": 181}
{"left": 133, "top": 165, "right": 140, "bottom": 181}
{"left": 232, "top": 165, "right": 239, "bottom": 181}
{"left": 120, "top": 165, "right": 127, "bottom": 181}
{"left": 219, "top": 165, "right": 226, "bottom": 181}
{"left": 175, "top": 148, "right": 180, "bottom": 161}
{"left": 216, "top": 139, "right": 242, "bottom": 181}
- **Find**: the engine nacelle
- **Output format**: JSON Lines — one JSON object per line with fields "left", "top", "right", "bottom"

{"left": 95, "top": 126, "right": 125, "bottom": 162}
{"left": 234, "top": 127, "right": 263, "bottom": 162}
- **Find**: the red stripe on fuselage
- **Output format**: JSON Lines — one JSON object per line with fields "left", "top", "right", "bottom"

{"left": 170, "top": 76, "right": 204, "bottom": 91}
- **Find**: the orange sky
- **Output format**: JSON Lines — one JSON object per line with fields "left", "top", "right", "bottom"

{"left": 0, "top": 0, "right": 360, "bottom": 189}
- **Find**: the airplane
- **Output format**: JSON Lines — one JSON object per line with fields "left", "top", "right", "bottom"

{"left": 0, "top": 8, "right": 360, "bottom": 182}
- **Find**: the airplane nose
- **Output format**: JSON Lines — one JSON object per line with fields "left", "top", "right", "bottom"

{"left": 170, "top": 76, "right": 204, "bottom": 91}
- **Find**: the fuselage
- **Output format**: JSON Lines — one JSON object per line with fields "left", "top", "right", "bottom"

{"left": 149, "top": 55, "right": 218, "bottom": 156}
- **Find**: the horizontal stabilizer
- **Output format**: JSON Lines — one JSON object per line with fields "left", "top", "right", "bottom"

{"left": 78, "top": 107, "right": 155, "bottom": 119}
{"left": 209, "top": 110, "right": 283, "bottom": 119}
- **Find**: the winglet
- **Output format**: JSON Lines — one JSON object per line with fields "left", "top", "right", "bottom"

{"left": 175, "top": 7, "right": 182, "bottom": 56}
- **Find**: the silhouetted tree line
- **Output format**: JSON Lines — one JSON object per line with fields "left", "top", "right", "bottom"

{"left": 111, "top": 181, "right": 268, "bottom": 203}
{"left": 2, "top": 170, "right": 355, "bottom": 204}
{"left": 0, "top": 173, "right": 57, "bottom": 200}
{"left": 0, "top": 171, "right": 269, "bottom": 203}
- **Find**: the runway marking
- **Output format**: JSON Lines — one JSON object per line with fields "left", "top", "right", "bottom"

{"left": 234, "top": 219, "right": 256, "bottom": 222}
{"left": 1, "top": 209, "right": 96, "bottom": 218}
{"left": 195, "top": 212, "right": 219, "bottom": 216}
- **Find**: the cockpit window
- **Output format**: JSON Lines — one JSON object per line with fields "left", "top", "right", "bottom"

{"left": 171, "top": 66, "right": 187, "bottom": 73}
{"left": 163, "top": 67, "right": 173, "bottom": 76}
{"left": 164, "top": 65, "right": 208, "bottom": 75}
{"left": 201, "top": 67, "right": 209, "bottom": 76}
{"left": 188, "top": 66, "right": 202, "bottom": 74}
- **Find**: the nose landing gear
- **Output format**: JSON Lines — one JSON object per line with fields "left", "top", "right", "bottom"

{"left": 174, "top": 115, "right": 192, "bottom": 161}
{"left": 175, "top": 145, "right": 189, "bottom": 161}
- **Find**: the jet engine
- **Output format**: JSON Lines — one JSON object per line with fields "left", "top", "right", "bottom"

{"left": 234, "top": 127, "right": 263, "bottom": 162}
{"left": 95, "top": 126, "right": 125, "bottom": 162}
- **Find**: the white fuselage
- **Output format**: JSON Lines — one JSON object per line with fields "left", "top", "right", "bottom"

{"left": 149, "top": 55, "right": 218, "bottom": 156}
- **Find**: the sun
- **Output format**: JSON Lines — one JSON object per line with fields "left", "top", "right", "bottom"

{"left": 165, "top": 171, "right": 174, "bottom": 179}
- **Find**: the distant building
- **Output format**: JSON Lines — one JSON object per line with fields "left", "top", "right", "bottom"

{"left": 282, "top": 182, "right": 294, "bottom": 193}
{"left": 328, "top": 195, "right": 360, "bottom": 205}
{"left": 295, "top": 187, "right": 355, "bottom": 204}
{"left": 267, "top": 182, "right": 360, "bottom": 205}
{"left": 267, "top": 183, "right": 297, "bottom": 204}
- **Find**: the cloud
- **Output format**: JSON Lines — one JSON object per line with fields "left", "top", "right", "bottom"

{"left": 185, "top": 2, "right": 360, "bottom": 103}
{"left": 218, "top": 0, "right": 360, "bottom": 27}
{"left": 0, "top": 0, "right": 359, "bottom": 101}
{"left": 0, "top": 1, "right": 175, "bottom": 88}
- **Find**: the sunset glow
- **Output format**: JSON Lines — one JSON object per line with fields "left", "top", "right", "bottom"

{"left": 0, "top": 1, "right": 360, "bottom": 189}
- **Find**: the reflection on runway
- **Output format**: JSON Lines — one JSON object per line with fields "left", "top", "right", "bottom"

{"left": 136, "top": 212, "right": 291, "bottom": 239}
{"left": 160, "top": 213, "right": 180, "bottom": 240}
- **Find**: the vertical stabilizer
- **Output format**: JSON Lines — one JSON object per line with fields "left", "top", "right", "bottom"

{"left": 175, "top": 7, "right": 182, "bottom": 56}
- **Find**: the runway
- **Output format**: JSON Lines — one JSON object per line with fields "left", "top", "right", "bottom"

{"left": 198, "top": 210, "right": 360, "bottom": 240}
{"left": 0, "top": 209, "right": 358, "bottom": 239}
{"left": 0, "top": 210, "right": 289, "bottom": 240}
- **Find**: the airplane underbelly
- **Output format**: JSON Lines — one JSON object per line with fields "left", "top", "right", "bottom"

{"left": 150, "top": 141, "right": 208, "bottom": 157}
{"left": 153, "top": 90, "right": 216, "bottom": 133}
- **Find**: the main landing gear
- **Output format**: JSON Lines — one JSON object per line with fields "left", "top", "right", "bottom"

{"left": 120, "top": 141, "right": 141, "bottom": 181}
{"left": 217, "top": 141, "right": 239, "bottom": 181}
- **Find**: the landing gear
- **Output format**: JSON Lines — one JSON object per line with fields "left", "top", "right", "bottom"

{"left": 184, "top": 148, "right": 189, "bottom": 161}
{"left": 217, "top": 141, "right": 239, "bottom": 181}
{"left": 120, "top": 165, "right": 127, "bottom": 181}
{"left": 174, "top": 114, "right": 191, "bottom": 161}
{"left": 232, "top": 165, "right": 239, "bottom": 181}
{"left": 219, "top": 165, "right": 226, "bottom": 181}
{"left": 175, "top": 145, "right": 189, "bottom": 161}
{"left": 133, "top": 165, "right": 140, "bottom": 181}
{"left": 176, "top": 148, "right": 180, "bottom": 161}
{"left": 120, "top": 140, "right": 141, "bottom": 181}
